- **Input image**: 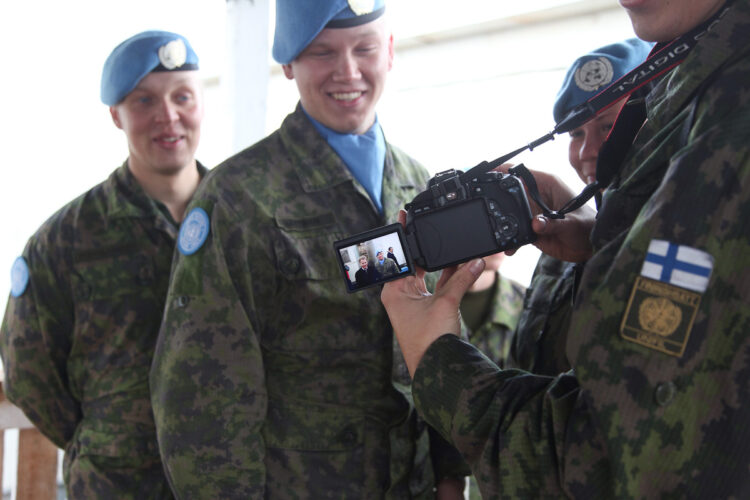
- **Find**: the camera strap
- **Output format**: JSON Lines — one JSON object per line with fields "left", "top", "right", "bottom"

{"left": 463, "top": 3, "right": 731, "bottom": 220}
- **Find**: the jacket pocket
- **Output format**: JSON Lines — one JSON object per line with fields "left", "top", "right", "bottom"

{"left": 263, "top": 403, "right": 365, "bottom": 496}
{"left": 273, "top": 212, "right": 342, "bottom": 281}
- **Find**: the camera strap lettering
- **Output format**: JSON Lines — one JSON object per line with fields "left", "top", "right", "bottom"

{"left": 463, "top": 3, "right": 730, "bottom": 220}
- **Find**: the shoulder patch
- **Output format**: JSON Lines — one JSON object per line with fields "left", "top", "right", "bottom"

{"left": 178, "top": 207, "right": 210, "bottom": 256}
{"left": 620, "top": 277, "right": 700, "bottom": 357}
{"left": 10, "top": 256, "right": 29, "bottom": 298}
{"left": 620, "top": 240, "right": 712, "bottom": 357}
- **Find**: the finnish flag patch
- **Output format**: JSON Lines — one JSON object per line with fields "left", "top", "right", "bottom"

{"left": 640, "top": 240, "right": 714, "bottom": 293}
{"left": 620, "top": 240, "right": 713, "bottom": 357}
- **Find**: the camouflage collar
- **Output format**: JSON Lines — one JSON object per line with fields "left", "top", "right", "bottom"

{"left": 279, "top": 104, "right": 427, "bottom": 222}
{"left": 459, "top": 271, "right": 525, "bottom": 340}
{"left": 105, "top": 161, "right": 208, "bottom": 222}
{"left": 280, "top": 104, "right": 358, "bottom": 193}
{"left": 487, "top": 272, "right": 525, "bottom": 331}
{"left": 647, "top": 0, "right": 750, "bottom": 127}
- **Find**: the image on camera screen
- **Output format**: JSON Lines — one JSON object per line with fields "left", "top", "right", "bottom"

{"left": 334, "top": 223, "right": 414, "bottom": 292}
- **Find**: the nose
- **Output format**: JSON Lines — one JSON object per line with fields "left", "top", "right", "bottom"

{"left": 577, "top": 133, "right": 602, "bottom": 182}
{"left": 578, "top": 133, "right": 601, "bottom": 163}
{"left": 333, "top": 52, "right": 361, "bottom": 82}
{"left": 155, "top": 99, "right": 179, "bottom": 123}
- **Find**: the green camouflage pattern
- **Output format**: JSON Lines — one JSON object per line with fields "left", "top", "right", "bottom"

{"left": 510, "top": 254, "right": 575, "bottom": 375}
{"left": 151, "top": 105, "right": 465, "bottom": 499}
{"left": 463, "top": 271, "right": 526, "bottom": 369}
{"left": 412, "top": 2, "right": 750, "bottom": 498}
{"left": 0, "top": 163, "right": 206, "bottom": 499}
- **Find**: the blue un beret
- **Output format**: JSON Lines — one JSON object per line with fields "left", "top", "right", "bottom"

{"left": 273, "top": 0, "right": 386, "bottom": 64}
{"left": 101, "top": 30, "right": 199, "bottom": 106}
{"left": 553, "top": 38, "right": 653, "bottom": 124}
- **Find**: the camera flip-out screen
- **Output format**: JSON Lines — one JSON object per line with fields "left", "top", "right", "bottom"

{"left": 334, "top": 223, "right": 415, "bottom": 293}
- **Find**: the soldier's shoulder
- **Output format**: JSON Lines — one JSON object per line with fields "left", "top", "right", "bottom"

{"left": 534, "top": 254, "right": 572, "bottom": 279}
{"left": 388, "top": 143, "right": 423, "bottom": 168}
{"left": 503, "top": 272, "right": 527, "bottom": 298}
{"left": 198, "top": 131, "right": 289, "bottom": 197}
{"left": 191, "top": 131, "right": 294, "bottom": 224}
{"left": 29, "top": 177, "right": 112, "bottom": 248}
{"left": 387, "top": 142, "right": 431, "bottom": 185}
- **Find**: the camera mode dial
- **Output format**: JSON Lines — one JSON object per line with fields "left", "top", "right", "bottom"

{"left": 496, "top": 215, "right": 519, "bottom": 243}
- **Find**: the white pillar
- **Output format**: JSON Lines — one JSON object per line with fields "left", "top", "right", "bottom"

{"left": 225, "top": 0, "right": 270, "bottom": 154}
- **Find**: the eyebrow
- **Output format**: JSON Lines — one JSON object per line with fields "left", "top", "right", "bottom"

{"left": 310, "top": 29, "right": 382, "bottom": 47}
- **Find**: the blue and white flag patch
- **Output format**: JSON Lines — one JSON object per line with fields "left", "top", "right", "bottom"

{"left": 621, "top": 240, "right": 711, "bottom": 357}
{"left": 178, "top": 207, "right": 210, "bottom": 256}
{"left": 10, "top": 256, "right": 29, "bottom": 298}
{"left": 640, "top": 240, "right": 714, "bottom": 293}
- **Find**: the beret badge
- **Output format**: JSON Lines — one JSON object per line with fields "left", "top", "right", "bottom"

{"left": 158, "top": 39, "right": 188, "bottom": 70}
{"left": 348, "top": 0, "right": 375, "bottom": 15}
{"left": 574, "top": 57, "right": 614, "bottom": 92}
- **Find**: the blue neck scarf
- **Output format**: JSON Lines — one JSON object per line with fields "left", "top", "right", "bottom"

{"left": 303, "top": 108, "right": 386, "bottom": 214}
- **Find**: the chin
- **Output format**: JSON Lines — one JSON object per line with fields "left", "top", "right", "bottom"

{"left": 157, "top": 159, "right": 193, "bottom": 175}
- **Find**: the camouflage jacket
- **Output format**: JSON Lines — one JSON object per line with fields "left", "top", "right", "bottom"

{"left": 151, "top": 105, "right": 464, "bottom": 499}
{"left": 510, "top": 254, "right": 576, "bottom": 375}
{"left": 0, "top": 162, "right": 205, "bottom": 499}
{"left": 462, "top": 271, "right": 526, "bottom": 369}
{"left": 411, "top": 3, "right": 750, "bottom": 498}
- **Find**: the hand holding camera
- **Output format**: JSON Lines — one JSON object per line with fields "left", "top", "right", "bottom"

{"left": 493, "top": 164, "right": 596, "bottom": 263}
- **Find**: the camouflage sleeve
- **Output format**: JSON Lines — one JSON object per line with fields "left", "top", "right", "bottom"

{"left": 428, "top": 426, "right": 471, "bottom": 482}
{"left": 413, "top": 335, "right": 608, "bottom": 497}
{"left": 150, "top": 198, "right": 267, "bottom": 498}
{"left": 0, "top": 238, "right": 80, "bottom": 449}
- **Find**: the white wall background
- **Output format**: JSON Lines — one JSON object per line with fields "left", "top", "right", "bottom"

{"left": 0, "top": 0, "right": 639, "bottom": 496}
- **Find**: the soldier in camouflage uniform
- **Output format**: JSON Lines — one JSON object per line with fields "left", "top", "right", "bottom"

{"left": 0, "top": 31, "right": 206, "bottom": 499}
{"left": 382, "top": 0, "right": 750, "bottom": 496}
{"left": 511, "top": 39, "right": 651, "bottom": 376}
{"left": 150, "top": 1, "right": 467, "bottom": 498}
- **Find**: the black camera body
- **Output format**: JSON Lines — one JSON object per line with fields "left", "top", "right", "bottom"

{"left": 404, "top": 167, "right": 536, "bottom": 272}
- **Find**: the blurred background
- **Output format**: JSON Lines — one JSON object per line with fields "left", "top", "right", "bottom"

{"left": 0, "top": 0, "right": 637, "bottom": 497}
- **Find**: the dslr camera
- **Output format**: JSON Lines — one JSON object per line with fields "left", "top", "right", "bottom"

{"left": 334, "top": 165, "right": 536, "bottom": 292}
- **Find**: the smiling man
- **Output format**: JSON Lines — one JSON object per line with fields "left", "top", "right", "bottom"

{"left": 150, "top": 0, "right": 467, "bottom": 498}
{"left": 0, "top": 30, "right": 206, "bottom": 499}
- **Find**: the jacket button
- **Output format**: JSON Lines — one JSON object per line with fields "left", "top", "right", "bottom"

{"left": 654, "top": 381, "right": 676, "bottom": 406}
{"left": 138, "top": 266, "right": 154, "bottom": 285}
{"left": 76, "top": 283, "right": 92, "bottom": 300}
{"left": 339, "top": 426, "right": 357, "bottom": 446}
{"left": 284, "top": 257, "right": 300, "bottom": 274}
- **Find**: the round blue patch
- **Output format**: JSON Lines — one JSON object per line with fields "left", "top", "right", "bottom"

{"left": 10, "top": 256, "right": 29, "bottom": 298}
{"left": 178, "top": 207, "right": 210, "bottom": 256}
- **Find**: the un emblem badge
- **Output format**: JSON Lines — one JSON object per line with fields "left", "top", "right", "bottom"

{"left": 178, "top": 207, "right": 210, "bottom": 256}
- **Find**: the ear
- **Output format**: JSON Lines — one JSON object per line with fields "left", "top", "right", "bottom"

{"left": 282, "top": 63, "right": 294, "bottom": 80}
{"left": 109, "top": 106, "right": 123, "bottom": 130}
{"left": 387, "top": 33, "right": 394, "bottom": 71}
